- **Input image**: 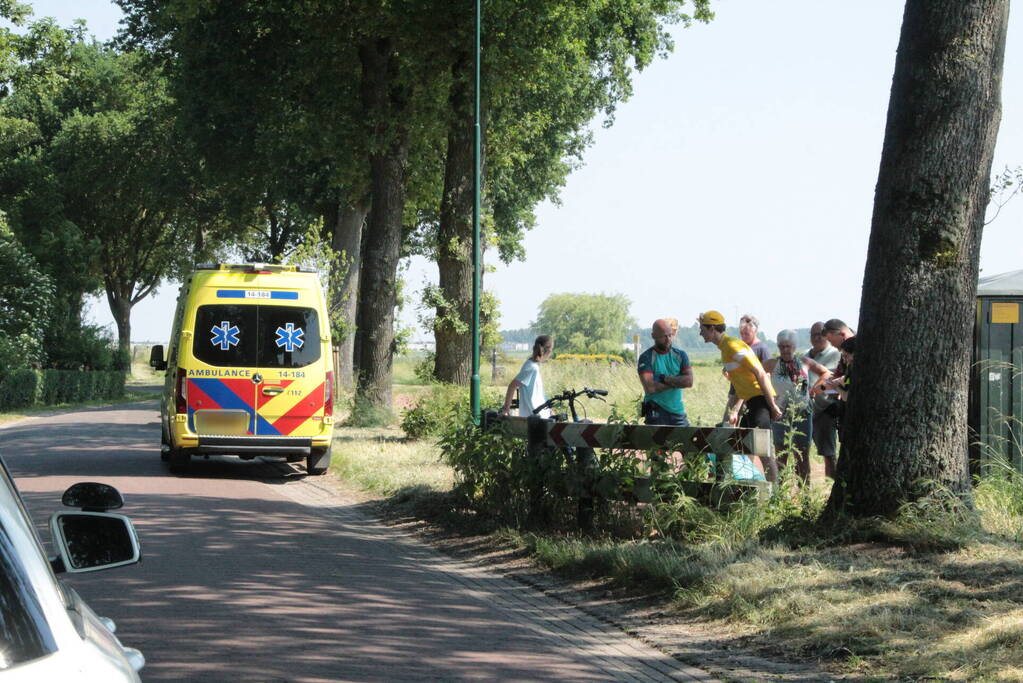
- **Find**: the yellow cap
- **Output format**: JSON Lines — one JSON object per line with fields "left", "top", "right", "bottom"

{"left": 697, "top": 310, "right": 725, "bottom": 325}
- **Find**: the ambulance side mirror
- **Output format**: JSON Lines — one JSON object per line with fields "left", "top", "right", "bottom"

{"left": 149, "top": 345, "right": 167, "bottom": 371}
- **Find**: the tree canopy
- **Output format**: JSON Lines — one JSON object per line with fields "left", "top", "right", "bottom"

{"left": 534, "top": 292, "right": 635, "bottom": 356}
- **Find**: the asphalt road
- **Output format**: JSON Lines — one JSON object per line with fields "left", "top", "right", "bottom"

{"left": 0, "top": 399, "right": 718, "bottom": 682}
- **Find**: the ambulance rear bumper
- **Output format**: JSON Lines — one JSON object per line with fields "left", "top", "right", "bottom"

{"left": 194, "top": 436, "right": 312, "bottom": 455}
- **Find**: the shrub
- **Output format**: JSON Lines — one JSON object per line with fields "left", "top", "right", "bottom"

{"left": 0, "top": 213, "right": 53, "bottom": 367}
{"left": 38, "top": 369, "right": 123, "bottom": 406}
{"left": 401, "top": 383, "right": 502, "bottom": 440}
{"left": 413, "top": 352, "right": 437, "bottom": 385}
{"left": 0, "top": 369, "right": 41, "bottom": 411}
{"left": 0, "top": 368, "right": 123, "bottom": 412}
{"left": 44, "top": 322, "right": 120, "bottom": 371}
{"left": 0, "top": 333, "right": 36, "bottom": 382}
{"left": 439, "top": 409, "right": 576, "bottom": 526}
{"left": 345, "top": 395, "right": 395, "bottom": 428}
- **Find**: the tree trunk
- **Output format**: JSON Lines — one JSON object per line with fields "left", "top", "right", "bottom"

{"left": 354, "top": 38, "right": 409, "bottom": 413}
{"left": 329, "top": 200, "right": 369, "bottom": 388}
{"left": 434, "top": 49, "right": 474, "bottom": 384}
{"left": 826, "top": 0, "right": 1008, "bottom": 518}
{"left": 105, "top": 283, "right": 133, "bottom": 372}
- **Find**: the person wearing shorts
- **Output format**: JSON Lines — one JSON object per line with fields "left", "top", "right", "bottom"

{"left": 698, "top": 309, "right": 782, "bottom": 481}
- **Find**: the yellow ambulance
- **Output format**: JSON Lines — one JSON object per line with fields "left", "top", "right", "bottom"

{"left": 149, "top": 263, "right": 335, "bottom": 475}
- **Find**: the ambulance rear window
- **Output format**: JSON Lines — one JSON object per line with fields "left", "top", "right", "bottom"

{"left": 193, "top": 305, "right": 321, "bottom": 368}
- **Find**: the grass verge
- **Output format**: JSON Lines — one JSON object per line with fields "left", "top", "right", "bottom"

{"left": 332, "top": 358, "right": 1023, "bottom": 681}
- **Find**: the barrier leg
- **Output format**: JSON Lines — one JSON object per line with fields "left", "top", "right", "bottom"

{"left": 526, "top": 415, "right": 548, "bottom": 526}
{"left": 576, "top": 446, "right": 596, "bottom": 532}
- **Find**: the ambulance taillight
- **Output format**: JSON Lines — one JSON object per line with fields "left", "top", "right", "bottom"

{"left": 324, "top": 371, "right": 334, "bottom": 417}
{"left": 175, "top": 368, "right": 187, "bottom": 414}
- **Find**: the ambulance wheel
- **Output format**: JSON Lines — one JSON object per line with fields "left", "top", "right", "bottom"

{"left": 307, "top": 445, "right": 331, "bottom": 476}
{"left": 168, "top": 449, "right": 190, "bottom": 474}
{"left": 160, "top": 425, "right": 171, "bottom": 462}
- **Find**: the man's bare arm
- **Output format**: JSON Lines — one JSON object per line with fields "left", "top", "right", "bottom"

{"left": 639, "top": 372, "right": 671, "bottom": 394}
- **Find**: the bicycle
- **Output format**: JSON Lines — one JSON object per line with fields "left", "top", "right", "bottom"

{"left": 531, "top": 387, "right": 608, "bottom": 423}
{"left": 530, "top": 387, "right": 608, "bottom": 531}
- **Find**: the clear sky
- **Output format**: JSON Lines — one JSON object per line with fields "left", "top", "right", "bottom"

{"left": 19, "top": 0, "right": 1023, "bottom": 342}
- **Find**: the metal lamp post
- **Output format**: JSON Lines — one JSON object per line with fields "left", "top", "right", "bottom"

{"left": 470, "top": 0, "right": 482, "bottom": 424}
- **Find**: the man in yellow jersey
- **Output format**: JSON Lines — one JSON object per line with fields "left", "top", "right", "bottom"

{"left": 698, "top": 309, "right": 782, "bottom": 480}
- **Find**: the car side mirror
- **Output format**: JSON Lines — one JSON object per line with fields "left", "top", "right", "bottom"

{"left": 149, "top": 344, "right": 167, "bottom": 371}
{"left": 62, "top": 482, "right": 123, "bottom": 511}
{"left": 49, "top": 512, "right": 141, "bottom": 574}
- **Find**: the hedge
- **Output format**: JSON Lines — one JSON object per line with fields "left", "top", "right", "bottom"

{"left": 0, "top": 370, "right": 124, "bottom": 412}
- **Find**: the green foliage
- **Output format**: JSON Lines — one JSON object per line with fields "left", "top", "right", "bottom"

{"left": 1, "top": 23, "right": 214, "bottom": 365}
{"left": 418, "top": 286, "right": 502, "bottom": 355}
{"left": 439, "top": 411, "right": 575, "bottom": 527}
{"left": 0, "top": 368, "right": 123, "bottom": 411}
{"left": 0, "top": 211, "right": 53, "bottom": 369}
{"left": 44, "top": 322, "right": 120, "bottom": 371}
{"left": 345, "top": 395, "right": 395, "bottom": 428}
{"left": 0, "top": 369, "right": 39, "bottom": 411}
{"left": 534, "top": 292, "right": 635, "bottom": 355}
{"left": 413, "top": 352, "right": 437, "bottom": 385}
{"left": 498, "top": 328, "right": 535, "bottom": 345}
{"left": 401, "top": 384, "right": 462, "bottom": 440}
{"left": 324, "top": 247, "right": 355, "bottom": 345}
{"left": 401, "top": 383, "right": 502, "bottom": 440}
{"left": 39, "top": 369, "right": 123, "bottom": 405}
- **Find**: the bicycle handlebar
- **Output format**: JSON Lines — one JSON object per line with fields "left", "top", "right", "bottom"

{"left": 531, "top": 387, "right": 608, "bottom": 415}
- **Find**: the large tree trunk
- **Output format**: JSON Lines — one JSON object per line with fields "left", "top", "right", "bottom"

{"left": 826, "top": 0, "right": 1008, "bottom": 518}
{"left": 354, "top": 38, "right": 409, "bottom": 412}
{"left": 434, "top": 49, "right": 474, "bottom": 384}
{"left": 105, "top": 282, "right": 133, "bottom": 372}
{"left": 328, "top": 200, "right": 369, "bottom": 388}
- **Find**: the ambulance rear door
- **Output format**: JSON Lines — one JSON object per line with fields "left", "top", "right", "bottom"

{"left": 251, "top": 303, "right": 325, "bottom": 438}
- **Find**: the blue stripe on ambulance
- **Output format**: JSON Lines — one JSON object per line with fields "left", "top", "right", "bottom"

{"left": 188, "top": 378, "right": 282, "bottom": 436}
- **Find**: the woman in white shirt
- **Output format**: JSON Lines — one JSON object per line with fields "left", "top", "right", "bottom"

{"left": 501, "top": 336, "right": 554, "bottom": 417}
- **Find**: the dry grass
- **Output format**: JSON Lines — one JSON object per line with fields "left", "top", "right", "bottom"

{"left": 331, "top": 426, "right": 453, "bottom": 496}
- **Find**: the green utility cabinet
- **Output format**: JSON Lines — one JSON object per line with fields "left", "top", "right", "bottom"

{"left": 971, "top": 269, "right": 1023, "bottom": 472}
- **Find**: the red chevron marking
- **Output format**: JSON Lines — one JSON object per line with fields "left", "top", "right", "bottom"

{"left": 549, "top": 423, "right": 567, "bottom": 446}
{"left": 581, "top": 424, "right": 601, "bottom": 447}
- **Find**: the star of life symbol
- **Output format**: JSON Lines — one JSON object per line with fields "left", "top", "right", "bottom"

{"left": 275, "top": 323, "right": 304, "bottom": 352}
{"left": 211, "top": 321, "right": 241, "bottom": 350}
